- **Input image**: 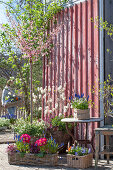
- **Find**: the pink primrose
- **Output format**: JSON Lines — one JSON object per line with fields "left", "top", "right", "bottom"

{"left": 20, "top": 134, "right": 31, "bottom": 143}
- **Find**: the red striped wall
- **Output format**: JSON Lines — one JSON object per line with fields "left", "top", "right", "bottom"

{"left": 42, "top": 0, "right": 100, "bottom": 125}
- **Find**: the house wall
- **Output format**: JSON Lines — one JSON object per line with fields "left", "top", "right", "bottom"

{"left": 104, "top": 0, "right": 113, "bottom": 80}
{"left": 42, "top": 0, "right": 100, "bottom": 140}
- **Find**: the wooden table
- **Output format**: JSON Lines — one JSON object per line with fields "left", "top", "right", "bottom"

{"left": 95, "top": 125, "right": 113, "bottom": 168}
{"left": 61, "top": 117, "right": 103, "bottom": 151}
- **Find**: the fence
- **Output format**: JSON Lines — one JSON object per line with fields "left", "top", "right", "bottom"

{"left": 0, "top": 97, "right": 40, "bottom": 119}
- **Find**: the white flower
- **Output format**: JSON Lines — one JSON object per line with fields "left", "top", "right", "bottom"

{"left": 67, "top": 103, "right": 70, "bottom": 108}
{"left": 43, "top": 89, "right": 46, "bottom": 93}
{"left": 44, "top": 110, "right": 48, "bottom": 115}
{"left": 39, "top": 94, "right": 42, "bottom": 99}
{"left": 40, "top": 87, "right": 43, "bottom": 91}
{"left": 49, "top": 110, "right": 52, "bottom": 113}
{"left": 52, "top": 108, "right": 55, "bottom": 111}
{"left": 64, "top": 108, "right": 67, "bottom": 113}
{"left": 8, "top": 92, "right": 11, "bottom": 95}
{"left": 37, "top": 87, "right": 40, "bottom": 91}
{"left": 33, "top": 98, "right": 37, "bottom": 103}
{"left": 38, "top": 107, "right": 42, "bottom": 111}
{"left": 48, "top": 86, "right": 51, "bottom": 92}
{"left": 41, "top": 90, "right": 44, "bottom": 94}
{"left": 55, "top": 103, "right": 58, "bottom": 109}
{"left": 45, "top": 106, "right": 49, "bottom": 110}
{"left": 43, "top": 94, "right": 46, "bottom": 99}
{"left": 71, "top": 105, "right": 73, "bottom": 109}
{"left": 49, "top": 98, "right": 52, "bottom": 103}
{"left": 63, "top": 97, "right": 66, "bottom": 101}
{"left": 59, "top": 113, "right": 62, "bottom": 117}
{"left": 13, "top": 94, "right": 16, "bottom": 97}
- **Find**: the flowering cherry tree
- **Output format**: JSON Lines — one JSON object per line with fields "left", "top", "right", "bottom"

{"left": 0, "top": 0, "right": 66, "bottom": 123}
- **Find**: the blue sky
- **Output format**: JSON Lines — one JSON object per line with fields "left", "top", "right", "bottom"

{"left": 0, "top": 0, "right": 8, "bottom": 24}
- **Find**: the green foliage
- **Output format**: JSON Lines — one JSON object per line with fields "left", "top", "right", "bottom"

{"left": 0, "top": 118, "right": 10, "bottom": 127}
{"left": 46, "top": 138, "right": 58, "bottom": 154}
{"left": 12, "top": 117, "right": 47, "bottom": 137}
{"left": 71, "top": 98, "right": 89, "bottom": 110}
{"left": 51, "top": 116, "right": 72, "bottom": 131}
{"left": 16, "top": 141, "right": 30, "bottom": 153}
{"left": 0, "top": 77, "right": 7, "bottom": 90}
{"left": 67, "top": 145, "right": 90, "bottom": 156}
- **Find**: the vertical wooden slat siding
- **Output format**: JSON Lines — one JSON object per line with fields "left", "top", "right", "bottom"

{"left": 74, "top": 5, "right": 78, "bottom": 94}
{"left": 93, "top": 0, "right": 99, "bottom": 121}
{"left": 50, "top": 20, "right": 53, "bottom": 111}
{"left": 62, "top": 10, "right": 64, "bottom": 114}
{"left": 42, "top": 55, "right": 45, "bottom": 119}
{"left": 69, "top": 6, "right": 73, "bottom": 116}
{"left": 43, "top": 0, "right": 99, "bottom": 141}
{"left": 65, "top": 8, "right": 69, "bottom": 117}
{"left": 57, "top": 13, "right": 60, "bottom": 116}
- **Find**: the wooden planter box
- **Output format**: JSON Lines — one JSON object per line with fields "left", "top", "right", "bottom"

{"left": 67, "top": 153, "right": 93, "bottom": 169}
{"left": 8, "top": 152, "right": 58, "bottom": 166}
{"left": 74, "top": 108, "right": 90, "bottom": 120}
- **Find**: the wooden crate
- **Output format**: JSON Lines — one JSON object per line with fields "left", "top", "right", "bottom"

{"left": 8, "top": 152, "right": 58, "bottom": 166}
{"left": 67, "top": 153, "right": 93, "bottom": 169}
{"left": 74, "top": 108, "right": 90, "bottom": 120}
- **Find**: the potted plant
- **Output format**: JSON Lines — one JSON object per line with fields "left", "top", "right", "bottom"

{"left": 69, "top": 93, "right": 90, "bottom": 120}
{"left": 45, "top": 115, "right": 73, "bottom": 151}
{"left": 67, "top": 145, "right": 93, "bottom": 168}
{"left": 7, "top": 134, "right": 59, "bottom": 166}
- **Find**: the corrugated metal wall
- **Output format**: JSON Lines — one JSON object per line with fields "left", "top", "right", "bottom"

{"left": 42, "top": 0, "right": 100, "bottom": 133}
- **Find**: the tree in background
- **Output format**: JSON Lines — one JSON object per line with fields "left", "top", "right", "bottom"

{"left": 0, "top": 0, "right": 67, "bottom": 120}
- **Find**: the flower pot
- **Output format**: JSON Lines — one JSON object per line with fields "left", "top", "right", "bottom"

{"left": 74, "top": 108, "right": 90, "bottom": 120}
{"left": 8, "top": 152, "right": 58, "bottom": 166}
{"left": 67, "top": 153, "right": 93, "bottom": 169}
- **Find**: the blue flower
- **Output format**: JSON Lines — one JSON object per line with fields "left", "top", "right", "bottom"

{"left": 69, "top": 97, "right": 71, "bottom": 100}
{"left": 75, "top": 152, "right": 78, "bottom": 155}
{"left": 87, "top": 95, "right": 89, "bottom": 101}
{"left": 51, "top": 136, "right": 53, "bottom": 141}
{"left": 88, "top": 148, "right": 91, "bottom": 153}
{"left": 71, "top": 96, "right": 73, "bottom": 100}
{"left": 16, "top": 150, "right": 20, "bottom": 152}
{"left": 75, "top": 93, "right": 77, "bottom": 97}
{"left": 81, "top": 94, "right": 83, "bottom": 98}
{"left": 82, "top": 149, "right": 86, "bottom": 154}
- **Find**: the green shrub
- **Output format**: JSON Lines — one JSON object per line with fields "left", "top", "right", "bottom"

{"left": 51, "top": 116, "right": 72, "bottom": 131}
{"left": 0, "top": 118, "right": 10, "bottom": 127}
{"left": 12, "top": 117, "right": 47, "bottom": 137}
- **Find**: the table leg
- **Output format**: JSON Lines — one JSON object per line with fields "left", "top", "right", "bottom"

{"left": 65, "top": 123, "right": 75, "bottom": 144}
{"left": 85, "top": 123, "right": 88, "bottom": 148}
{"left": 95, "top": 132, "right": 99, "bottom": 168}
{"left": 106, "top": 135, "right": 109, "bottom": 164}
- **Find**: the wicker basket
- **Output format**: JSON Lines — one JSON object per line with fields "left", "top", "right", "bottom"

{"left": 74, "top": 108, "right": 90, "bottom": 120}
{"left": 67, "top": 153, "right": 93, "bottom": 169}
{"left": 8, "top": 152, "right": 58, "bottom": 166}
{"left": 5, "top": 100, "right": 23, "bottom": 108}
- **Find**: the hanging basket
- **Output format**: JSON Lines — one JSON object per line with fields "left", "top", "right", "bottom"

{"left": 74, "top": 108, "right": 90, "bottom": 120}
{"left": 67, "top": 153, "right": 93, "bottom": 169}
{"left": 8, "top": 152, "right": 58, "bottom": 166}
